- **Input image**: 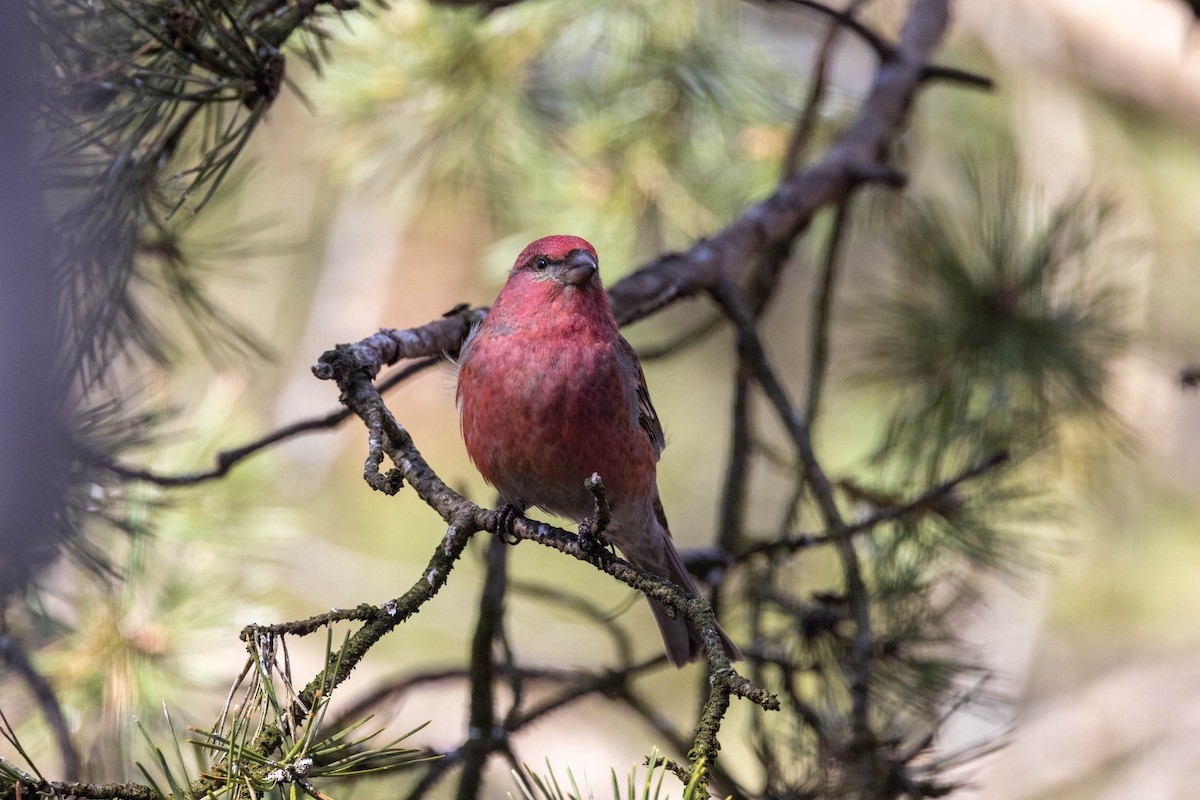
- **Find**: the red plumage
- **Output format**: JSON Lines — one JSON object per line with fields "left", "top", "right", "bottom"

{"left": 456, "top": 235, "right": 740, "bottom": 667}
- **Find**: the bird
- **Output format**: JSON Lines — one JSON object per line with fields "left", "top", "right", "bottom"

{"left": 456, "top": 234, "right": 740, "bottom": 666}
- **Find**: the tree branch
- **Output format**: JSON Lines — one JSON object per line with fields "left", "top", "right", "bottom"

{"left": 88, "top": 358, "right": 441, "bottom": 487}
{"left": 298, "top": 0, "right": 963, "bottom": 791}
{"left": 706, "top": 276, "right": 878, "bottom": 769}
{"left": 309, "top": 342, "right": 779, "bottom": 785}
{"left": 311, "top": 0, "right": 959, "bottom": 381}
{"left": 804, "top": 198, "right": 854, "bottom": 426}
{"left": 735, "top": 451, "right": 1013, "bottom": 560}
{"left": 0, "top": 631, "right": 81, "bottom": 781}
{"left": 764, "top": 0, "right": 895, "bottom": 63}
{"left": 457, "top": 536, "right": 509, "bottom": 800}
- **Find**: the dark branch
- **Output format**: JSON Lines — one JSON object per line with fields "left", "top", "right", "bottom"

{"left": 311, "top": 0, "right": 955, "bottom": 382}
{"left": 922, "top": 63, "right": 995, "bottom": 89}
{"left": 761, "top": 0, "right": 994, "bottom": 90}
{"left": 804, "top": 198, "right": 854, "bottom": 425}
{"left": 783, "top": 0, "right": 870, "bottom": 172}
{"left": 764, "top": 0, "right": 896, "bottom": 62}
{"left": 739, "top": 451, "right": 1013, "bottom": 560}
{"left": 0, "top": 631, "right": 81, "bottom": 781}
{"left": 0, "top": 780, "right": 157, "bottom": 800}
{"left": 707, "top": 276, "right": 875, "bottom": 752}
{"left": 90, "top": 358, "right": 441, "bottom": 487}
{"left": 311, "top": 342, "right": 778, "bottom": 785}
{"left": 457, "top": 536, "right": 509, "bottom": 800}
{"left": 312, "top": 308, "right": 485, "bottom": 383}
{"left": 296, "top": 0, "right": 960, "bottom": 791}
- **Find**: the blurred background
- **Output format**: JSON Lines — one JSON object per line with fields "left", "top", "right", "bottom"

{"left": 3, "top": 0, "right": 1200, "bottom": 797}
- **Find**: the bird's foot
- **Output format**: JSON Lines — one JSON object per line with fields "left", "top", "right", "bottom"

{"left": 495, "top": 504, "right": 522, "bottom": 545}
{"left": 577, "top": 517, "right": 614, "bottom": 555}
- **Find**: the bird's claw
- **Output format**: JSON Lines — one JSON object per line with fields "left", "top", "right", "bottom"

{"left": 577, "top": 517, "right": 614, "bottom": 555}
{"left": 495, "top": 504, "right": 522, "bottom": 545}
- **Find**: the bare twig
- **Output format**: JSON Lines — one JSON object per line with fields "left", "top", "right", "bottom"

{"left": 457, "top": 536, "right": 509, "bottom": 800}
{"left": 737, "top": 452, "right": 1011, "bottom": 561}
{"left": 234, "top": 519, "right": 479, "bottom": 770}
{"left": 922, "top": 63, "right": 994, "bottom": 89}
{"left": 707, "top": 276, "right": 875, "bottom": 759}
{"left": 508, "top": 580, "right": 637, "bottom": 666}
{"left": 782, "top": 0, "right": 868, "bottom": 172}
{"left": 804, "top": 198, "right": 854, "bottom": 426}
{"left": 403, "top": 756, "right": 458, "bottom": 800}
{"left": 311, "top": 340, "right": 779, "bottom": 789}
{"left": 840, "top": 450, "right": 1011, "bottom": 528}
{"left": 766, "top": 0, "right": 895, "bottom": 62}
{"left": 763, "top": 0, "right": 994, "bottom": 90}
{"left": 305, "top": 1, "right": 960, "bottom": 373}
{"left": 637, "top": 312, "right": 727, "bottom": 361}
{"left": 297, "top": 0, "right": 960, "bottom": 791}
{"left": 716, "top": 366, "right": 755, "bottom": 562}
{"left": 713, "top": 0, "right": 864, "bottom": 585}
{"left": 0, "top": 630, "right": 81, "bottom": 781}
{"left": 90, "top": 357, "right": 441, "bottom": 487}
{"left": 0, "top": 778, "right": 157, "bottom": 800}
{"left": 506, "top": 658, "right": 664, "bottom": 731}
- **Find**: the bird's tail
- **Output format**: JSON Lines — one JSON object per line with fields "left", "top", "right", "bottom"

{"left": 618, "top": 496, "right": 741, "bottom": 668}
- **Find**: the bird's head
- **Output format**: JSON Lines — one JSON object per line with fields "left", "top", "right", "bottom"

{"left": 509, "top": 235, "right": 600, "bottom": 290}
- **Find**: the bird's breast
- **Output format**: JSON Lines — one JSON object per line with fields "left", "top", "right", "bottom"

{"left": 458, "top": 325, "right": 656, "bottom": 519}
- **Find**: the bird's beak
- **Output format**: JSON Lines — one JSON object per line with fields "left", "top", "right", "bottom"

{"left": 561, "top": 249, "right": 599, "bottom": 287}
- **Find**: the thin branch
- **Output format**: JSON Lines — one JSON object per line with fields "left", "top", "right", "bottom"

{"left": 0, "top": 631, "right": 81, "bottom": 781}
{"left": 729, "top": 7, "right": 864, "bottom": 587}
{"left": 233, "top": 518, "right": 480, "bottom": 776}
{"left": 622, "top": 691, "right": 751, "bottom": 800}
{"left": 312, "top": 346, "right": 778, "bottom": 788}
{"left": 707, "top": 277, "right": 874, "bottom": 751}
{"left": 841, "top": 450, "right": 1012, "bottom": 528}
{"left": 737, "top": 451, "right": 1011, "bottom": 561}
{"left": 618, "top": 691, "right": 692, "bottom": 765}
{"left": 782, "top": 0, "right": 870, "bottom": 172}
{"left": 765, "top": 0, "right": 895, "bottom": 62}
{"left": 742, "top": 529, "right": 837, "bottom": 559}
{"left": 403, "top": 757, "right": 459, "bottom": 800}
{"left": 637, "top": 312, "right": 727, "bottom": 361}
{"left": 91, "top": 357, "right": 441, "bottom": 487}
{"left": 315, "top": 669, "right": 473, "bottom": 732}
{"left": 804, "top": 198, "right": 854, "bottom": 425}
{"left": 307, "top": 0, "right": 957, "bottom": 374}
{"left": 0, "top": 774, "right": 156, "bottom": 800}
{"left": 320, "top": 663, "right": 653, "bottom": 751}
{"left": 456, "top": 536, "right": 509, "bottom": 800}
{"left": 716, "top": 366, "right": 754, "bottom": 555}
{"left": 505, "top": 658, "right": 664, "bottom": 732}
{"left": 299, "top": 0, "right": 960, "bottom": 791}
{"left": 508, "top": 580, "right": 636, "bottom": 667}
{"left": 707, "top": 280, "right": 844, "bottom": 534}
{"left": 922, "top": 63, "right": 994, "bottom": 89}
{"left": 763, "top": 0, "right": 994, "bottom": 90}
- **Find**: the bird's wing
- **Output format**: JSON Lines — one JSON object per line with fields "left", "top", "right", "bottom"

{"left": 618, "top": 336, "right": 666, "bottom": 458}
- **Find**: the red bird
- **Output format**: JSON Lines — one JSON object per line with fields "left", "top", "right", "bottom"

{"left": 457, "top": 235, "right": 740, "bottom": 666}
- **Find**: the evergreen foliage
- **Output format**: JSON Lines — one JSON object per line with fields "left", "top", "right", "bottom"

{"left": 0, "top": 2, "right": 1135, "bottom": 800}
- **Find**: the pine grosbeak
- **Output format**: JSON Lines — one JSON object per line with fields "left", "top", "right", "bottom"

{"left": 457, "top": 235, "right": 740, "bottom": 666}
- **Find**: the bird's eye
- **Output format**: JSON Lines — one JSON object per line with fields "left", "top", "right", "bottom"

{"left": 535, "top": 257, "right": 549, "bottom": 270}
